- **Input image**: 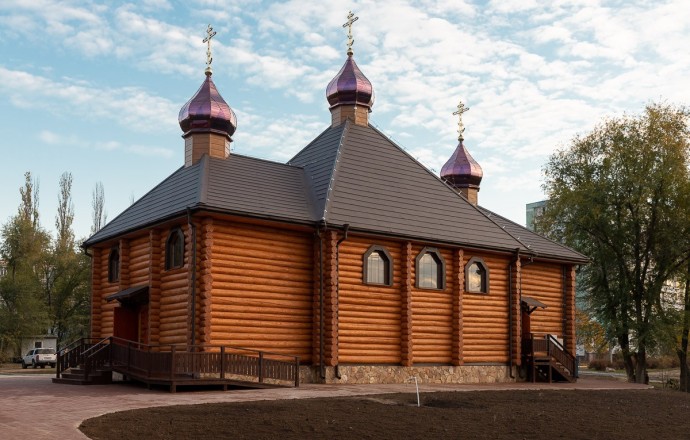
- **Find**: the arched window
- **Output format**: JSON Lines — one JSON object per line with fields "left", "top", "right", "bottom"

{"left": 165, "top": 228, "right": 185, "bottom": 270}
{"left": 465, "top": 257, "right": 489, "bottom": 293}
{"left": 362, "top": 245, "right": 392, "bottom": 286}
{"left": 108, "top": 247, "right": 120, "bottom": 283}
{"left": 415, "top": 247, "right": 445, "bottom": 289}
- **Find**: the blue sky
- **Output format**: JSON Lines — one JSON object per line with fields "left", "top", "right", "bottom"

{"left": 1, "top": 0, "right": 689, "bottom": 241}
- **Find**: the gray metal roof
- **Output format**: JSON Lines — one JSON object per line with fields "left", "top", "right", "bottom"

{"left": 84, "top": 119, "right": 587, "bottom": 263}
{"left": 204, "top": 153, "right": 314, "bottom": 222}
{"left": 288, "top": 123, "right": 346, "bottom": 219}
{"left": 314, "top": 122, "right": 530, "bottom": 252}
{"left": 85, "top": 160, "right": 203, "bottom": 245}
{"left": 84, "top": 154, "right": 314, "bottom": 246}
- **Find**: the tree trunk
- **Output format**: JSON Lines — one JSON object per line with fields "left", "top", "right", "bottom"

{"left": 679, "top": 267, "right": 690, "bottom": 392}
{"left": 635, "top": 347, "right": 648, "bottom": 384}
{"left": 618, "top": 334, "right": 636, "bottom": 382}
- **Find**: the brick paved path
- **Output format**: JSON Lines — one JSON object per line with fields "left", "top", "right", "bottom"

{"left": 0, "top": 375, "right": 651, "bottom": 439}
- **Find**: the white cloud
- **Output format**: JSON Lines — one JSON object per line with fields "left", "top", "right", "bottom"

{"left": 0, "top": 67, "right": 178, "bottom": 133}
{"left": 37, "top": 130, "right": 174, "bottom": 158}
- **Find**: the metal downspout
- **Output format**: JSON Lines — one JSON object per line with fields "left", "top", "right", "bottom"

{"left": 187, "top": 208, "right": 197, "bottom": 349}
{"left": 333, "top": 224, "right": 350, "bottom": 379}
{"left": 562, "top": 266, "right": 568, "bottom": 350}
{"left": 317, "top": 222, "right": 326, "bottom": 380}
{"left": 508, "top": 248, "right": 520, "bottom": 379}
{"left": 517, "top": 255, "right": 535, "bottom": 379}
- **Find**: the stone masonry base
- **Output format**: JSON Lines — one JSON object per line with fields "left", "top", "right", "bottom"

{"left": 299, "top": 364, "right": 513, "bottom": 385}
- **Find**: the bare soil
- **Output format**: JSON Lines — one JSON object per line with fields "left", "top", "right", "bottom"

{"left": 80, "top": 389, "right": 690, "bottom": 440}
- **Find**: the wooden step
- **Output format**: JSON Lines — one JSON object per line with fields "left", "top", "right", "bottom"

{"left": 53, "top": 367, "right": 113, "bottom": 385}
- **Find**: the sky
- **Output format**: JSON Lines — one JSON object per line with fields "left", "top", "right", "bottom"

{"left": 1, "top": 0, "right": 689, "bottom": 242}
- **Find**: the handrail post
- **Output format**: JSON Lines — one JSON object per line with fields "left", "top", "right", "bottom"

{"left": 56, "top": 349, "right": 62, "bottom": 379}
{"left": 148, "top": 345, "right": 153, "bottom": 378}
{"left": 127, "top": 342, "right": 132, "bottom": 372}
{"left": 220, "top": 346, "right": 225, "bottom": 379}
{"left": 258, "top": 352, "right": 264, "bottom": 383}
{"left": 294, "top": 357, "right": 300, "bottom": 387}
{"left": 170, "top": 346, "right": 176, "bottom": 381}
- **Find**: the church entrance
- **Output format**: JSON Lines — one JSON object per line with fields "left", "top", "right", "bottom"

{"left": 520, "top": 296, "right": 547, "bottom": 338}
{"left": 113, "top": 304, "right": 148, "bottom": 344}
{"left": 107, "top": 285, "right": 150, "bottom": 345}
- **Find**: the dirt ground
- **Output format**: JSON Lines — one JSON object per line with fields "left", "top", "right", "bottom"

{"left": 80, "top": 388, "right": 690, "bottom": 440}
{"left": 0, "top": 362, "right": 55, "bottom": 374}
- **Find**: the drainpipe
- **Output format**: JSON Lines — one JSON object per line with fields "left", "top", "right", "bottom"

{"left": 333, "top": 224, "right": 350, "bottom": 379}
{"left": 562, "top": 266, "right": 568, "bottom": 350}
{"left": 508, "top": 248, "right": 520, "bottom": 379}
{"left": 187, "top": 208, "right": 197, "bottom": 350}
{"left": 316, "top": 221, "right": 326, "bottom": 380}
{"left": 516, "top": 255, "right": 535, "bottom": 379}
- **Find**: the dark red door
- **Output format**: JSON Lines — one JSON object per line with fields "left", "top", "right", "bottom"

{"left": 114, "top": 306, "right": 138, "bottom": 341}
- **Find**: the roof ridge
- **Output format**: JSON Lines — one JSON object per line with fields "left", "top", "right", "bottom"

{"left": 288, "top": 125, "right": 333, "bottom": 165}
{"left": 224, "top": 152, "right": 303, "bottom": 169}
{"left": 83, "top": 163, "right": 196, "bottom": 246}
{"left": 198, "top": 154, "right": 209, "bottom": 205}
{"left": 322, "top": 120, "right": 350, "bottom": 222}
{"left": 365, "top": 124, "right": 528, "bottom": 251}
{"left": 478, "top": 208, "right": 532, "bottom": 254}
{"left": 479, "top": 206, "right": 589, "bottom": 261}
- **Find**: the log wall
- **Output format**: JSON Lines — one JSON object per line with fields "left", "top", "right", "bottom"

{"left": 338, "top": 237, "right": 402, "bottom": 364}
{"left": 521, "top": 261, "right": 564, "bottom": 337}
{"left": 210, "top": 222, "right": 313, "bottom": 362}
{"left": 411, "top": 246, "right": 453, "bottom": 364}
{"left": 461, "top": 252, "right": 510, "bottom": 364}
{"left": 158, "top": 225, "right": 189, "bottom": 345}
{"left": 148, "top": 230, "right": 162, "bottom": 346}
{"left": 87, "top": 215, "right": 576, "bottom": 374}
{"left": 565, "top": 265, "right": 576, "bottom": 353}
{"left": 128, "top": 236, "right": 150, "bottom": 287}
{"left": 90, "top": 247, "right": 103, "bottom": 338}
{"left": 97, "top": 246, "right": 119, "bottom": 337}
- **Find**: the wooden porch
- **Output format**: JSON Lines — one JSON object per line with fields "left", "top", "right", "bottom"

{"left": 523, "top": 334, "right": 578, "bottom": 383}
{"left": 53, "top": 337, "right": 300, "bottom": 392}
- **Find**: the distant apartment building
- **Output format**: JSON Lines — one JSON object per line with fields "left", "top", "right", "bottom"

{"left": 0, "top": 259, "right": 7, "bottom": 278}
{"left": 525, "top": 200, "right": 548, "bottom": 232}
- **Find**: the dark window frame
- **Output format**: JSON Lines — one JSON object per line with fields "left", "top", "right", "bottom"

{"left": 165, "top": 228, "right": 185, "bottom": 271}
{"left": 362, "top": 245, "right": 393, "bottom": 286}
{"left": 415, "top": 247, "right": 446, "bottom": 290}
{"left": 465, "top": 256, "right": 489, "bottom": 294}
{"left": 108, "top": 247, "right": 120, "bottom": 283}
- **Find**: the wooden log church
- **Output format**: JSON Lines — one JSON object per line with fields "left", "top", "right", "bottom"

{"left": 80, "top": 19, "right": 587, "bottom": 386}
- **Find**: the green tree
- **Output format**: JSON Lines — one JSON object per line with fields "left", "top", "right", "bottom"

{"left": 541, "top": 103, "right": 690, "bottom": 383}
{"left": 42, "top": 172, "right": 90, "bottom": 347}
{"left": 0, "top": 172, "right": 51, "bottom": 359}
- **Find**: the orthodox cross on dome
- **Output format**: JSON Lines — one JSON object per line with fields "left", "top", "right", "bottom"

{"left": 203, "top": 24, "right": 217, "bottom": 75}
{"left": 342, "top": 11, "right": 359, "bottom": 56}
{"left": 453, "top": 100, "right": 470, "bottom": 141}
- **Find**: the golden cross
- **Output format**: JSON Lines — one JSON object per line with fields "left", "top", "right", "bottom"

{"left": 203, "top": 24, "right": 217, "bottom": 74}
{"left": 453, "top": 100, "right": 470, "bottom": 141}
{"left": 342, "top": 11, "right": 359, "bottom": 56}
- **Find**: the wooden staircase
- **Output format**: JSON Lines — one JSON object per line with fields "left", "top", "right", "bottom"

{"left": 523, "top": 334, "right": 578, "bottom": 383}
{"left": 53, "top": 337, "right": 300, "bottom": 392}
{"left": 53, "top": 366, "right": 113, "bottom": 385}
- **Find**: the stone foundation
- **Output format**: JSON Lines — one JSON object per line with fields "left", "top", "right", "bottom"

{"left": 300, "top": 365, "right": 513, "bottom": 385}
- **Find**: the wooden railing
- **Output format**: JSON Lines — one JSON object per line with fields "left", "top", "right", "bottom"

{"left": 56, "top": 338, "right": 105, "bottom": 379}
{"left": 524, "top": 333, "right": 578, "bottom": 379}
{"left": 57, "top": 337, "right": 300, "bottom": 387}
